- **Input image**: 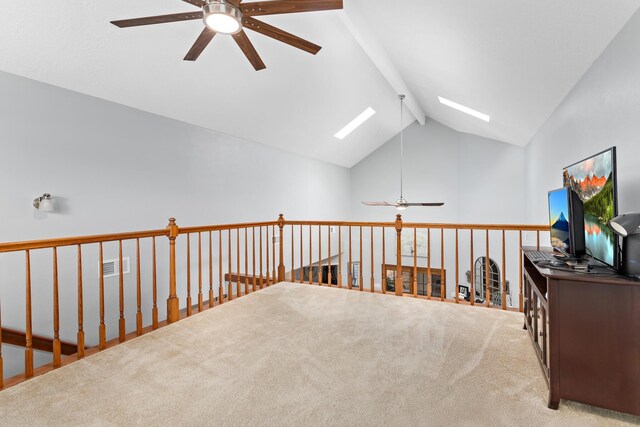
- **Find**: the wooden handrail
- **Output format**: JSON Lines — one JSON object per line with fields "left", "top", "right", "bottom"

{"left": 0, "top": 219, "right": 548, "bottom": 256}
{"left": 283, "top": 220, "right": 548, "bottom": 232}
{"left": 178, "top": 221, "right": 278, "bottom": 234}
{"left": 288, "top": 220, "right": 397, "bottom": 227}
{"left": 0, "top": 229, "right": 168, "bottom": 253}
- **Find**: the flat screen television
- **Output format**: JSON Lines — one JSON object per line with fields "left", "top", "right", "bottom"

{"left": 563, "top": 147, "right": 618, "bottom": 269}
{"left": 548, "top": 187, "right": 586, "bottom": 257}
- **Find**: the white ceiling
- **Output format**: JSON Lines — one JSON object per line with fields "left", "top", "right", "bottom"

{"left": 350, "top": 0, "right": 640, "bottom": 146}
{"left": 0, "top": 1, "right": 638, "bottom": 167}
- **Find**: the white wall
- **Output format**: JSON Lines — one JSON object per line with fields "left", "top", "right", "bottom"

{"left": 525, "top": 8, "right": 640, "bottom": 224}
{"left": 350, "top": 119, "right": 526, "bottom": 224}
{"left": 0, "top": 70, "right": 350, "bottom": 378}
{"left": 0, "top": 71, "right": 350, "bottom": 239}
{"left": 349, "top": 118, "right": 528, "bottom": 303}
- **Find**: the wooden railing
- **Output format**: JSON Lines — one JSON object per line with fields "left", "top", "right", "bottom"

{"left": 0, "top": 215, "right": 548, "bottom": 390}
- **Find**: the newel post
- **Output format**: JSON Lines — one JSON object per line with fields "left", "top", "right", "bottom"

{"left": 395, "top": 214, "right": 404, "bottom": 296}
{"left": 274, "top": 214, "right": 285, "bottom": 283}
{"left": 167, "top": 218, "right": 180, "bottom": 324}
{"left": 277, "top": 214, "right": 286, "bottom": 283}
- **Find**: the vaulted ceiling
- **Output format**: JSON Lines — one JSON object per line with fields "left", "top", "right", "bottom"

{"left": 0, "top": 1, "right": 638, "bottom": 167}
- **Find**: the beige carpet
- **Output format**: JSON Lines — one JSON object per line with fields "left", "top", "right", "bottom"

{"left": 0, "top": 282, "right": 638, "bottom": 426}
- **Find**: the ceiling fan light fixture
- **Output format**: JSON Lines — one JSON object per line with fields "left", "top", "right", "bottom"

{"left": 203, "top": 1, "right": 242, "bottom": 34}
{"left": 396, "top": 198, "right": 408, "bottom": 211}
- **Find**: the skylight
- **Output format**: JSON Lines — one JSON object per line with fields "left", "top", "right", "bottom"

{"left": 438, "top": 97, "right": 491, "bottom": 122}
{"left": 334, "top": 107, "right": 376, "bottom": 140}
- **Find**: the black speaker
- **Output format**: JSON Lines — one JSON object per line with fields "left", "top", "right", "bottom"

{"left": 621, "top": 234, "right": 640, "bottom": 277}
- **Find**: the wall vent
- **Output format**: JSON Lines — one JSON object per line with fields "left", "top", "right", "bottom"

{"left": 272, "top": 234, "right": 280, "bottom": 245}
{"left": 102, "top": 257, "right": 130, "bottom": 279}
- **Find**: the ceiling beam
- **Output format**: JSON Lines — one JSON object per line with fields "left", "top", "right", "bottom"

{"left": 338, "top": 3, "right": 426, "bottom": 125}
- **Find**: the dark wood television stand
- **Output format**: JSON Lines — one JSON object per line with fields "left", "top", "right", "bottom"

{"left": 522, "top": 247, "right": 640, "bottom": 416}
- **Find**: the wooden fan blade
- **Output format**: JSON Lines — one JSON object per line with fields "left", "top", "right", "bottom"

{"left": 111, "top": 12, "right": 203, "bottom": 28}
{"left": 227, "top": 0, "right": 243, "bottom": 6}
{"left": 362, "top": 202, "right": 395, "bottom": 207}
{"left": 242, "top": 0, "right": 343, "bottom": 17}
{"left": 182, "top": 0, "right": 206, "bottom": 7}
{"left": 232, "top": 30, "right": 266, "bottom": 70}
{"left": 184, "top": 28, "right": 217, "bottom": 61}
{"left": 406, "top": 203, "right": 445, "bottom": 207}
{"left": 243, "top": 17, "right": 321, "bottom": 55}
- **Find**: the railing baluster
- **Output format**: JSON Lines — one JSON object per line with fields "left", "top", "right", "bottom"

{"left": 328, "top": 226, "right": 332, "bottom": 287}
{"left": 118, "top": 240, "right": 126, "bottom": 342}
{"left": 219, "top": 230, "right": 224, "bottom": 303}
{"left": 198, "top": 232, "right": 204, "bottom": 312}
{"left": 266, "top": 226, "right": 271, "bottom": 287}
{"left": 136, "top": 239, "right": 143, "bottom": 335}
{"left": 236, "top": 228, "right": 241, "bottom": 297}
{"left": 99, "top": 243, "right": 106, "bottom": 349}
{"left": 152, "top": 237, "right": 158, "bottom": 329}
{"left": 186, "top": 233, "right": 192, "bottom": 316}
{"left": 382, "top": 228, "right": 386, "bottom": 294}
{"left": 413, "top": 228, "right": 417, "bottom": 298}
{"left": 259, "top": 227, "right": 264, "bottom": 289}
{"left": 228, "top": 230, "right": 233, "bottom": 301}
{"left": 519, "top": 230, "right": 524, "bottom": 313}
{"left": 441, "top": 229, "right": 445, "bottom": 302}
{"left": 291, "top": 225, "right": 295, "bottom": 283}
{"left": 537, "top": 230, "right": 540, "bottom": 250}
{"left": 253, "top": 227, "right": 257, "bottom": 292}
{"left": 370, "top": 226, "right": 374, "bottom": 293}
{"left": 318, "top": 226, "right": 322, "bottom": 285}
{"left": 502, "top": 230, "right": 507, "bottom": 310}
{"left": 299, "top": 225, "right": 304, "bottom": 284}
{"left": 52, "top": 247, "right": 61, "bottom": 367}
{"left": 77, "top": 245, "right": 85, "bottom": 356}
{"left": 272, "top": 225, "right": 276, "bottom": 284}
{"left": 25, "top": 250, "right": 34, "bottom": 377}
{"left": 209, "top": 231, "right": 214, "bottom": 308}
{"left": 244, "top": 228, "right": 249, "bottom": 295}
{"left": 455, "top": 229, "right": 459, "bottom": 304}
{"left": 427, "top": 228, "right": 432, "bottom": 300}
{"left": 359, "top": 226, "right": 363, "bottom": 291}
{"left": 470, "top": 230, "right": 475, "bottom": 306}
{"left": 348, "top": 226, "right": 352, "bottom": 290}
{"left": 485, "top": 230, "right": 491, "bottom": 307}
{"left": 338, "top": 226, "right": 343, "bottom": 288}
{"left": 308, "top": 225, "right": 312, "bottom": 285}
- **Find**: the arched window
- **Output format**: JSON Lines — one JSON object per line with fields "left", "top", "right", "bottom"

{"left": 473, "top": 257, "right": 510, "bottom": 306}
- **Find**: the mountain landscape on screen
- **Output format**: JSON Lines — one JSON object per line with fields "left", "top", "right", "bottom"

{"left": 563, "top": 151, "right": 615, "bottom": 224}
{"left": 563, "top": 148, "right": 616, "bottom": 267}
{"left": 550, "top": 212, "right": 570, "bottom": 249}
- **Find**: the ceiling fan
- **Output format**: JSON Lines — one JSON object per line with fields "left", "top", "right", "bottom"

{"left": 110, "top": 0, "right": 343, "bottom": 71}
{"left": 362, "top": 95, "right": 445, "bottom": 210}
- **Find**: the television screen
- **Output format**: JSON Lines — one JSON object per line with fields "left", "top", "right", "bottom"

{"left": 563, "top": 147, "right": 618, "bottom": 268}
{"left": 548, "top": 188, "right": 571, "bottom": 253}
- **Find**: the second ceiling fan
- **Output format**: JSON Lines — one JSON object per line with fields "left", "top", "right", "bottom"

{"left": 362, "top": 95, "right": 445, "bottom": 210}
{"left": 111, "top": 0, "right": 343, "bottom": 71}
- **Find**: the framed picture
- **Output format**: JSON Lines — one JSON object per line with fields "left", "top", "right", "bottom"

{"left": 458, "top": 284, "right": 469, "bottom": 297}
{"left": 401, "top": 229, "right": 428, "bottom": 257}
{"left": 351, "top": 262, "right": 360, "bottom": 288}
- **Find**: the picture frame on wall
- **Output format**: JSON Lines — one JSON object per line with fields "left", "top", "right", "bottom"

{"left": 401, "top": 229, "right": 429, "bottom": 257}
